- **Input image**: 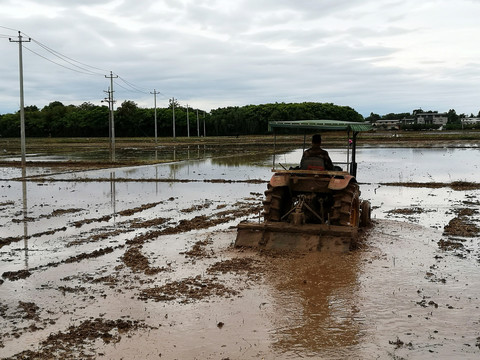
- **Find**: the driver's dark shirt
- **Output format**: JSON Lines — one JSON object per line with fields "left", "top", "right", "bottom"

{"left": 300, "top": 145, "right": 334, "bottom": 170}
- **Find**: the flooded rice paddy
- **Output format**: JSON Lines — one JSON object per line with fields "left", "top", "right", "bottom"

{"left": 1, "top": 143, "right": 480, "bottom": 359}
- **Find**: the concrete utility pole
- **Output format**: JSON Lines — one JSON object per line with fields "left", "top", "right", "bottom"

{"left": 172, "top": 97, "right": 176, "bottom": 138}
{"left": 196, "top": 109, "right": 200, "bottom": 137}
{"left": 105, "top": 71, "right": 118, "bottom": 161}
{"left": 186, "top": 104, "right": 190, "bottom": 137}
{"left": 9, "top": 31, "right": 31, "bottom": 167}
{"left": 150, "top": 89, "right": 159, "bottom": 144}
{"left": 203, "top": 112, "right": 206, "bottom": 137}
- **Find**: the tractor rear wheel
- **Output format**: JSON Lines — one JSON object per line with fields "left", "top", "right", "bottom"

{"left": 360, "top": 200, "right": 372, "bottom": 227}
{"left": 263, "top": 185, "right": 288, "bottom": 221}
{"left": 331, "top": 182, "right": 360, "bottom": 227}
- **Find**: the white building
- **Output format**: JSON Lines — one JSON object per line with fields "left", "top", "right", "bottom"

{"left": 416, "top": 112, "right": 448, "bottom": 125}
{"left": 462, "top": 117, "right": 480, "bottom": 125}
{"left": 372, "top": 119, "right": 400, "bottom": 130}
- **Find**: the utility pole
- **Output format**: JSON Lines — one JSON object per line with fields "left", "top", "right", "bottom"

{"left": 196, "top": 109, "right": 200, "bottom": 137}
{"left": 105, "top": 71, "right": 118, "bottom": 161}
{"left": 9, "top": 31, "right": 31, "bottom": 167}
{"left": 203, "top": 112, "right": 206, "bottom": 137}
{"left": 186, "top": 104, "right": 190, "bottom": 137}
{"left": 150, "top": 89, "right": 159, "bottom": 144}
{"left": 172, "top": 97, "right": 176, "bottom": 138}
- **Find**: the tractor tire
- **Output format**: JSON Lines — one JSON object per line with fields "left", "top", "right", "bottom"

{"left": 360, "top": 200, "right": 372, "bottom": 227}
{"left": 331, "top": 182, "right": 360, "bottom": 227}
{"left": 263, "top": 185, "right": 288, "bottom": 221}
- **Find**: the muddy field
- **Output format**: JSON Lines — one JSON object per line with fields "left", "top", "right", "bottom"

{"left": 1, "top": 134, "right": 480, "bottom": 359}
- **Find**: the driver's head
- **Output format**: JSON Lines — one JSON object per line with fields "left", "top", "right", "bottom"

{"left": 312, "top": 134, "right": 322, "bottom": 145}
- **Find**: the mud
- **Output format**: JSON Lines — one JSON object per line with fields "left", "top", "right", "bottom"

{"left": 6, "top": 318, "right": 151, "bottom": 360}
{"left": 1, "top": 138, "right": 480, "bottom": 359}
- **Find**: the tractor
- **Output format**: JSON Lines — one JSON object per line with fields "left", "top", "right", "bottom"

{"left": 235, "top": 119, "right": 372, "bottom": 252}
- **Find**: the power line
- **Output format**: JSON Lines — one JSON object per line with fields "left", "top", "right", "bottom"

{"left": 5, "top": 29, "right": 171, "bottom": 107}
{"left": 30, "top": 38, "right": 106, "bottom": 75}
{"left": 22, "top": 46, "right": 100, "bottom": 76}
{"left": 0, "top": 25, "right": 19, "bottom": 32}
{"left": 117, "top": 75, "right": 149, "bottom": 94}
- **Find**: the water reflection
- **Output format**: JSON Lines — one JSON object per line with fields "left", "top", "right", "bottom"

{"left": 21, "top": 165, "right": 29, "bottom": 268}
{"left": 269, "top": 251, "right": 362, "bottom": 357}
{"left": 110, "top": 171, "right": 116, "bottom": 223}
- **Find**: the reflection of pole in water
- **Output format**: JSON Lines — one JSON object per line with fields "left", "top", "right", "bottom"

{"left": 21, "top": 165, "right": 29, "bottom": 268}
{"left": 187, "top": 145, "right": 190, "bottom": 160}
{"left": 155, "top": 165, "right": 159, "bottom": 194}
{"left": 155, "top": 149, "right": 158, "bottom": 162}
{"left": 173, "top": 146, "right": 176, "bottom": 161}
{"left": 169, "top": 163, "right": 177, "bottom": 180}
{"left": 110, "top": 171, "right": 116, "bottom": 223}
{"left": 197, "top": 145, "right": 200, "bottom": 159}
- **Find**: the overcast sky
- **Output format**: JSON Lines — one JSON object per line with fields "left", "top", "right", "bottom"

{"left": 2, "top": 0, "right": 480, "bottom": 117}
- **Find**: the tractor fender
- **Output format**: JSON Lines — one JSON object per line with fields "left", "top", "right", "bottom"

{"left": 328, "top": 175, "right": 355, "bottom": 191}
{"left": 269, "top": 173, "right": 290, "bottom": 187}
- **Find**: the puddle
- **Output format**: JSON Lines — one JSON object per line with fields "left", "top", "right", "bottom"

{"left": 0, "top": 145, "right": 479, "bottom": 358}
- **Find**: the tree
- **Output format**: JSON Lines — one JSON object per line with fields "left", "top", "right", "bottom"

{"left": 365, "top": 113, "right": 381, "bottom": 122}
{"left": 168, "top": 98, "right": 180, "bottom": 109}
{"left": 447, "top": 109, "right": 460, "bottom": 124}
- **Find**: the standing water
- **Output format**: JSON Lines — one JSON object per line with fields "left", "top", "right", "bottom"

{"left": 0, "top": 146, "right": 479, "bottom": 359}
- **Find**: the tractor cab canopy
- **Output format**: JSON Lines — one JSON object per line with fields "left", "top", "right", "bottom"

{"left": 268, "top": 119, "right": 372, "bottom": 177}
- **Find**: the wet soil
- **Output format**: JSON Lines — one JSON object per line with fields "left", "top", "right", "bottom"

{"left": 1, "top": 136, "right": 480, "bottom": 359}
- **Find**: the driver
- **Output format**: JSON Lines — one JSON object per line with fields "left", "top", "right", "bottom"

{"left": 300, "top": 134, "right": 334, "bottom": 170}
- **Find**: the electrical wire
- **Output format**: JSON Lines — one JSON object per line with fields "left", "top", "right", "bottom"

{"left": 116, "top": 75, "right": 149, "bottom": 94}
{"left": 22, "top": 46, "right": 100, "bottom": 76}
{"left": 29, "top": 38, "right": 107, "bottom": 75}
{"left": 6, "top": 29, "right": 170, "bottom": 101}
{"left": 0, "top": 25, "right": 19, "bottom": 32}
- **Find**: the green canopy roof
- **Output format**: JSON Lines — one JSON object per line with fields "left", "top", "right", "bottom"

{"left": 268, "top": 119, "right": 372, "bottom": 132}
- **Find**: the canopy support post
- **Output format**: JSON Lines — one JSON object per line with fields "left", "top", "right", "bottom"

{"left": 272, "top": 130, "right": 277, "bottom": 170}
{"left": 351, "top": 131, "right": 358, "bottom": 177}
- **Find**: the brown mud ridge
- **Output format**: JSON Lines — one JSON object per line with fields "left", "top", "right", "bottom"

{"left": 5, "top": 318, "right": 151, "bottom": 360}
{"left": 0, "top": 160, "right": 162, "bottom": 170}
{"left": 386, "top": 207, "right": 435, "bottom": 215}
{"left": 2, "top": 246, "right": 118, "bottom": 281}
{"left": 439, "top": 207, "right": 480, "bottom": 255}
{"left": 12, "top": 208, "right": 84, "bottom": 224}
{"left": 126, "top": 202, "right": 261, "bottom": 246}
{"left": 22, "top": 177, "right": 266, "bottom": 184}
{"left": 381, "top": 181, "right": 480, "bottom": 191}
{"left": 139, "top": 275, "right": 239, "bottom": 303}
{"left": 122, "top": 246, "right": 172, "bottom": 275}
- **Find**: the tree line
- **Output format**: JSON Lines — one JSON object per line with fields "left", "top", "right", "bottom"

{"left": 0, "top": 101, "right": 363, "bottom": 138}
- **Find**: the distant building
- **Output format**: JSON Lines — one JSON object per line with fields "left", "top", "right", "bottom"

{"left": 462, "top": 117, "right": 480, "bottom": 125}
{"left": 370, "top": 110, "right": 449, "bottom": 130}
{"left": 372, "top": 119, "right": 400, "bottom": 130}
{"left": 415, "top": 112, "right": 448, "bottom": 125}
{"left": 399, "top": 118, "right": 415, "bottom": 125}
